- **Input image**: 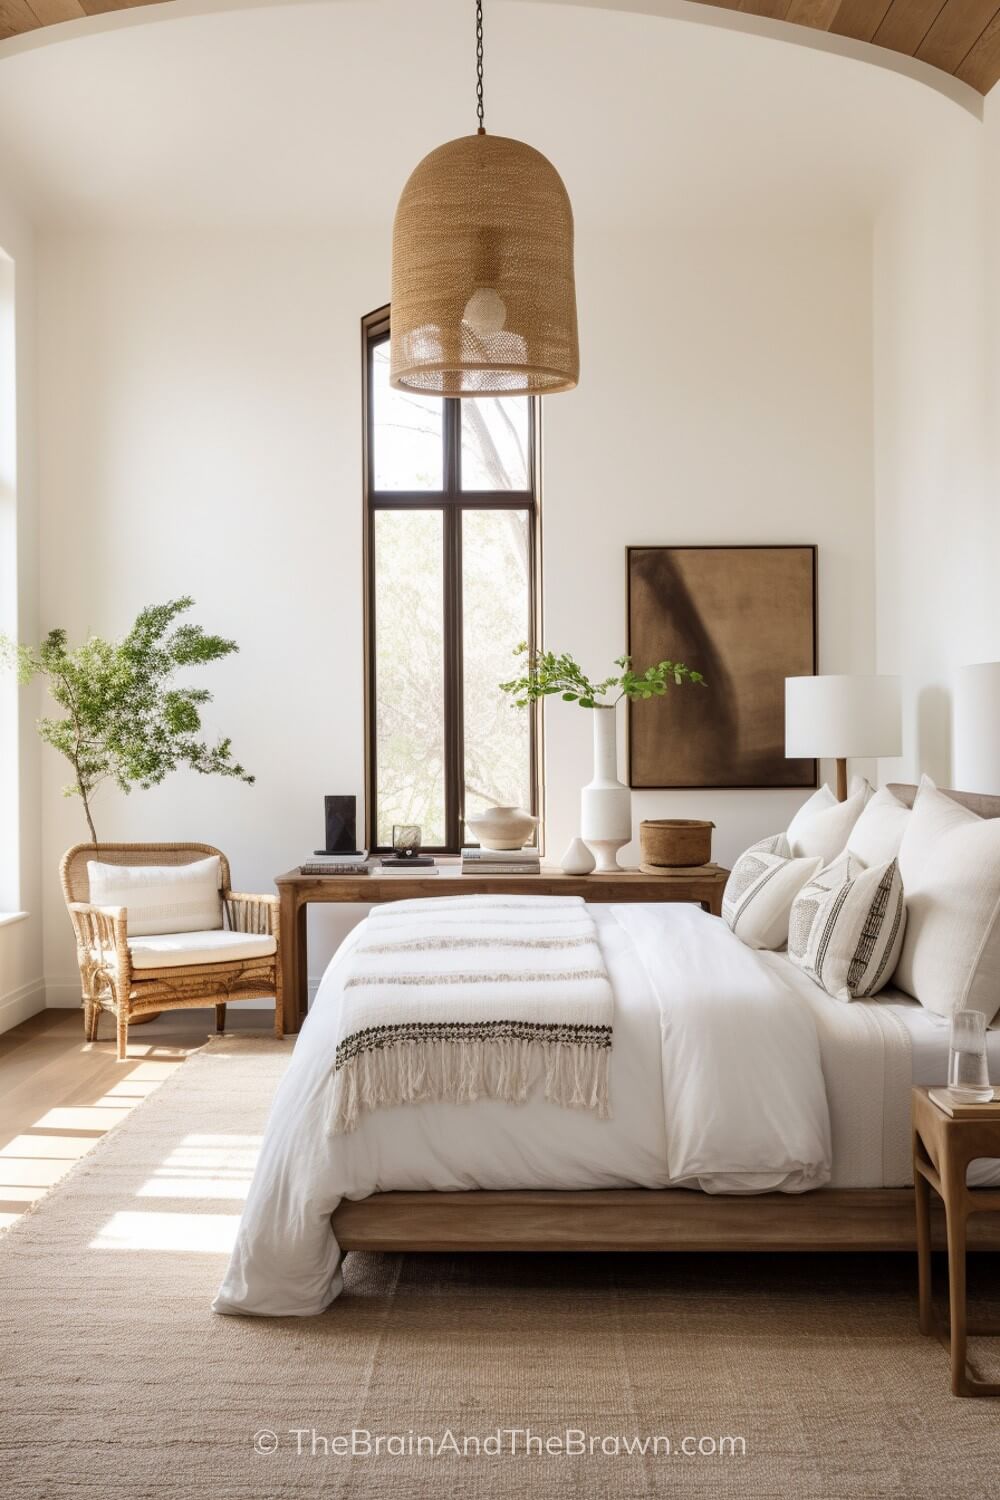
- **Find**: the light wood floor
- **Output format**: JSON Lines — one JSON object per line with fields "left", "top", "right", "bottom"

{"left": 0, "top": 1006, "right": 267, "bottom": 1229}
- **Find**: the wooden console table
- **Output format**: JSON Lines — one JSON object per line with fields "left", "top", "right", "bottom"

{"left": 274, "top": 862, "right": 729, "bottom": 1035}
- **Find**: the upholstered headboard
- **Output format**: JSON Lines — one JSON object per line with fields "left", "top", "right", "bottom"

{"left": 888, "top": 783, "right": 1000, "bottom": 820}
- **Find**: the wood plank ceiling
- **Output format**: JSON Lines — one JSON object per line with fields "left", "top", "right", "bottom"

{"left": 0, "top": 0, "right": 999, "bottom": 94}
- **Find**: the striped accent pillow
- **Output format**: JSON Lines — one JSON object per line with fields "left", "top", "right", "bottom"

{"left": 723, "top": 836, "right": 822, "bottom": 951}
{"left": 788, "top": 853, "right": 906, "bottom": 1001}
{"left": 87, "top": 856, "right": 223, "bottom": 937}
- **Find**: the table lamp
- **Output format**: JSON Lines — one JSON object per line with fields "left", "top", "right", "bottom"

{"left": 785, "top": 674, "right": 902, "bottom": 801}
{"left": 953, "top": 662, "right": 1000, "bottom": 795}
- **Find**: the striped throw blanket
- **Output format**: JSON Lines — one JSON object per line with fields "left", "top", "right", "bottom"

{"left": 328, "top": 894, "right": 613, "bottom": 1134}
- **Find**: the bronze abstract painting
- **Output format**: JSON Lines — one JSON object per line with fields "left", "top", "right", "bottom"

{"left": 627, "top": 545, "right": 817, "bottom": 789}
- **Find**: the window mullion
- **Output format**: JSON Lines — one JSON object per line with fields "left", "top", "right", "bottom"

{"left": 442, "top": 504, "right": 464, "bottom": 853}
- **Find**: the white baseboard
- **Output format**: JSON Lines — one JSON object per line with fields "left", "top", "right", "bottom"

{"left": 45, "top": 977, "right": 85, "bottom": 1009}
{"left": 0, "top": 978, "right": 46, "bottom": 1034}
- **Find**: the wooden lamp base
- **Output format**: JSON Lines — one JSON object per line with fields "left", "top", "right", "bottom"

{"left": 835, "top": 757, "right": 848, "bottom": 802}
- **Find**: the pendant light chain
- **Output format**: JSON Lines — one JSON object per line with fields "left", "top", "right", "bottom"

{"left": 476, "top": 0, "right": 485, "bottom": 134}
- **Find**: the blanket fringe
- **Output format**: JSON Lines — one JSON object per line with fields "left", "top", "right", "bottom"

{"left": 328, "top": 1038, "right": 611, "bottom": 1135}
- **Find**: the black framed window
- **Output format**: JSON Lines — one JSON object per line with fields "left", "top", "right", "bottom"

{"left": 362, "top": 307, "right": 540, "bottom": 854}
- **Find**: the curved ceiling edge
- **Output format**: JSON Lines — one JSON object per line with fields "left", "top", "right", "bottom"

{"left": 0, "top": 0, "right": 988, "bottom": 115}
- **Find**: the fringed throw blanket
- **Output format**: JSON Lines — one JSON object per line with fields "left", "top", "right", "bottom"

{"left": 328, "top": 894, "right": 613, "bottom": 1134}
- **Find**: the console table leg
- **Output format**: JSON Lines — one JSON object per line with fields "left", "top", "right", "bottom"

{"left": 296, "top": 901, "right": 309, "bottom": 1027}
{"left": 278, "top": 887, "right": 304, "bottom": 1036}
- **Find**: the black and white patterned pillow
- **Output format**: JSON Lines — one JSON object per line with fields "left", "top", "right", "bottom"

{"left": 723, "top": 835, "right": 822, "bottom": 951}
{"left": 788, "top": 853, "right": 906, "bottom": 1000}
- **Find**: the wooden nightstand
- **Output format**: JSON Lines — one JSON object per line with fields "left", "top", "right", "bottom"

{"left": 912, "top": 1086, "right": 1000, "bottom": 1396}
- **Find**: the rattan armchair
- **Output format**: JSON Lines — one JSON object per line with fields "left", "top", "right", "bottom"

{"left": 60, "top": 842, "right": 282, "bottom": 1059}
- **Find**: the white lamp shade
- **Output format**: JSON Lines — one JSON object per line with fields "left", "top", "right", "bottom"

{"left": 785, "top": 674, "right": 902, "bottom": 759}
{"left": 953, "top": 662, "right": 1000, "bottom": 795}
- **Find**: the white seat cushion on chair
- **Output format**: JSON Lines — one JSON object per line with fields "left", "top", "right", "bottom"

{"left": 87, "top": 856, "right": 223, "bottom": 937}
{"left": 125, "top": 930, "right": 276, "bottom": 970}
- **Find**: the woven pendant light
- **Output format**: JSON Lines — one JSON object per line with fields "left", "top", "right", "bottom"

{"left": 390, "top": 1, "right": 578, "bottom": 397}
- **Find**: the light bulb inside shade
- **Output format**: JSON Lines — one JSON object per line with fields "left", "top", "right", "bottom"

{"left": 462, "top": 286, "right": 507, "bottom": 337}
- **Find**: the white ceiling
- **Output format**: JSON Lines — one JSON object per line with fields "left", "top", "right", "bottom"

{"left": 0, "top": 0, "right": 974, "bottom": 230}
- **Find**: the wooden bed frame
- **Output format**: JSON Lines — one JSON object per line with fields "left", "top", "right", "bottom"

{"left": 333, "top": 785, "right": 1000, "bottom": 1256}
{"left": 333, "top": 1187, "right": 1000, "bottom": 1253}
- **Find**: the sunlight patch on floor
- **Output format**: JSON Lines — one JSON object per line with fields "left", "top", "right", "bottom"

{"left": 32, "top": 1106, "right": 133, "bottom": 1132}
{"left": 0, "top": 1051, "right": 191, "bottom": 1227}
{"left": 90, "top": 1210, "right": 240, "bottom": 1253}
{"left": 136, "top": 1133, "right": 261, "bottom": 1201}
{"left": 0, "top": 1134, "right": 93, "bottom": 1161}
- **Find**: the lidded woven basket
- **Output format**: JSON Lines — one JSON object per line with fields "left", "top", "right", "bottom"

{"left": 639, "top": 819, "right": 715, "bottom": 869}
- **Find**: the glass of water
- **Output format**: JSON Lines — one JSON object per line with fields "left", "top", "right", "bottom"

{"left": 948, "top": 1009, "right": 993, "bottom": 1102}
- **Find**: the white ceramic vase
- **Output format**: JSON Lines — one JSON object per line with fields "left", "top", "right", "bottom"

{"left": 560, "top": 836, "right": 596, "bottom": 876}
{"left": 467, "top": 805, "right": 539, "bottom": 851}
{"left": 580, "top": 706, "right": 632, "bottom": 872}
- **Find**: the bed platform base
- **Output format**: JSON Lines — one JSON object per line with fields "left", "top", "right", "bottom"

{"left": 333, "top": 1188, "right": 1000, "bottom": 1254}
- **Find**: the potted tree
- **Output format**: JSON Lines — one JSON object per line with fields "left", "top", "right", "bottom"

{"left": 3, "top": 596, "right": 254, "bottom": 843}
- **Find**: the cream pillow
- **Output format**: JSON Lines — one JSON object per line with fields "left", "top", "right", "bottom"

{"left": 895, "top": 776, "right": 1000, "bottom": 1024}
{"left": 847, "top": 786, "right": 910, "bottom": 869}
{"left": 788, "top": 853, "right": 906, "bottom": 1001}
{"left": 787, "top": 783, "right": 869, "bottom": 867}
{"left": 87, "top": 856, "right": 223, "bottom": 937}
{"left": 723, "top": 838, "right": 822, "bottom": 951}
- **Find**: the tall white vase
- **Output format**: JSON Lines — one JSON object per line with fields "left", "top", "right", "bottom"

{"left": 580, "top": 706, "right": 632, "bottom": 872}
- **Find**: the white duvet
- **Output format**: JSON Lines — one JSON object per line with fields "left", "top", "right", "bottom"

{"left": 214, "top": 904, "right": 831, "bottom": 1318}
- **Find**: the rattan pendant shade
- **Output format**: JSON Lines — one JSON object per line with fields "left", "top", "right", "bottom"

{"left": 390, "top": 131, "right": 579, "bottom": 397}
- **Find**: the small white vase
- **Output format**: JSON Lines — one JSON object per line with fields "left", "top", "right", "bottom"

{"left": 560, "top": 836, "right": 596, "bottom": 876}
{"left": 467, "top": 805, "right": 539, "bottom": 851}
{"left": 580, "top": 706, "right": 632, "bottom": 872}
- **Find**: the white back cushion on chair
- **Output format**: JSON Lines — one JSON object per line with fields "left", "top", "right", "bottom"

{"left": 87, "top": 856, "right": 223, "bottom": 937}
{"left": 895, "top": 776, "right": 1000, "bottom": 1024}
{"left": 787, "top": 783, "right": 869, "bottom": 867}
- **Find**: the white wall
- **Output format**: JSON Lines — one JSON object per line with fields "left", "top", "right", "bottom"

{"left": 873, "top": 102, "right": 1000, "bottom": 788}
{"left": 35, "top": 222, "right": 876, "bottom": 996}
{"left": 0, "top": 179, "right": 42, "bottom": 1033}
{"left": 546, "top": 229, "right": 876, "bottom": 868}
{"left": 37, "top": 229, "right": 381, "bottom": 1001}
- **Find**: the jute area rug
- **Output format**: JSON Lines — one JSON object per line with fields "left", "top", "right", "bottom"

{"left": 1, "top": 1035, "right": 998, "bottom": 1500}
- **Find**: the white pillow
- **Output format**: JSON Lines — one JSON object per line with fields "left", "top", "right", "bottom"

{"left": 786, "top": 783, "right": 869, "bottom": 867}
{"left": 894, "top": 776, "right": 1000, "bottom": 1024}
{"left": 723, "top": 839, "right": 822, "bottom": 951}
{"left": 87, "top": 856, "right": 223, "bottom": 937}
{"left": 788, "top": 853, "right": 906, "bottom": 1001}
{"left": 847, "top": 785, "right": 910, "bottom": 868}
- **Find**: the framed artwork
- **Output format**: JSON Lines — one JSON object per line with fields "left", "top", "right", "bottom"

{"left": 626, "top": 544, "right": 817, "bottom": 790}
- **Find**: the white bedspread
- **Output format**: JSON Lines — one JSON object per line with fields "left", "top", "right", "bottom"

{"left": 213, "top": 904, "right": 831, "bottom": 1317}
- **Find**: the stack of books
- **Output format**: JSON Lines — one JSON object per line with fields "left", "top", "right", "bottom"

{"left": 461, "top": 846, "right": 540, "bottom": 876}
{"left": 300, "top": 851, "right": 374, "bottom": 877}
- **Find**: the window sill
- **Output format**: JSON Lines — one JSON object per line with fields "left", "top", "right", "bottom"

{"left": 0, "top": 911, "right": 29, "bottom": 929}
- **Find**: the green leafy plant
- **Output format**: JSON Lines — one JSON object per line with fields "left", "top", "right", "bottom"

{"left": 500, "top": 642, "right": 706, "bottom": 710}
{"left": 1, "top": 597, "right": 254, "bottom": 843}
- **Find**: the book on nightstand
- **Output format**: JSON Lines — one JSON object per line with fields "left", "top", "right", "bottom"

{"left": 928, "top": 1086, "right": 1000, "bottom": 1117}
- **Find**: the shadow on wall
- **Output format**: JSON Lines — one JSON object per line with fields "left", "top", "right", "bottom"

{"left": 916, "top": 683, "right": 951, "bottom": 784}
